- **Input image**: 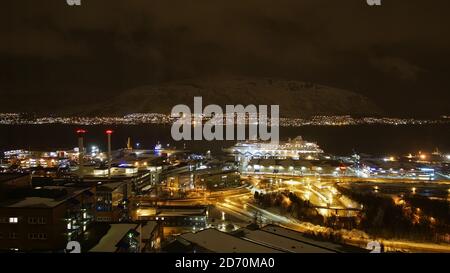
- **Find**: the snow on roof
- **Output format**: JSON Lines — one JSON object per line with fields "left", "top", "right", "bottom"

{"left": 261, "top": 225, "right": 345, "bottom": 252}
{"left": 141, "top": 184, "right": 152, "bottom": 191}
{"left": 97, "top": 181, "right": 125, "bottom": 191}
{"left": 241, "top": 229, "right": 335, "bottom": 253}
{"left": 7, "top": 187, "right": 89, "bottom": 208}
{"left": 90, "top": 224, "right": 138, "bottom": 252}
{"left": 8, "top": 197, "right": 63, "bottom": 208}
{"left": 156, "top": 209, "right": 205, "bottom": 217}
{"left": 140, "top": 221, "right": 158, "bottom": 240}
{"left": 180, "top": 228, "right": 281, "bottom": 253}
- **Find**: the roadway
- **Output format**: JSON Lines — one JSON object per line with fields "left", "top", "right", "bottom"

{"left": 215, "top": 189, "right": 450, "bottom": 253}
{"left": 133, "top": 173, "right": 450, "bottom": 252}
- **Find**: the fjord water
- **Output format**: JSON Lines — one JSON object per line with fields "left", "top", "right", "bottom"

{"left": 0, "top": 124, "right": 449, "bottom": 156}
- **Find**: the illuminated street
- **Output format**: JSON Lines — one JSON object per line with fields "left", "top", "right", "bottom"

{"left": 212, "top": 175, "right": 450, "bottom": 253}
{"left": 127, "top": 169, "right": 450, "bottom": 253}
{"left": 1, "top": 1, "right": 450, "bottom": 261}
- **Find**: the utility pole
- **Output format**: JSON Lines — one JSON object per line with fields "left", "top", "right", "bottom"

{"left": 106, "top": 130, "right": 113, "bottom": 179}
{"left": 76, "top": 129, "right": 87, "bottom": 180}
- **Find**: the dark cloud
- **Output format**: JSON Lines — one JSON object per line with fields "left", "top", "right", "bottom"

{"left": 1, "top": 0, "right": 449, "bottom": 116}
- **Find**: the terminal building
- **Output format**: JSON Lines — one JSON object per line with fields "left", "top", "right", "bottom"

{"left": 136, "top": 205, "right": 207, "bottom": 228}
{"left": 246, "top": 158, "right": 349, "bottom": 176}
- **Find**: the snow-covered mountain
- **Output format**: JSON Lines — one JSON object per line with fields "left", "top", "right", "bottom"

{"left": 77, "top": 76, "right": 382, "bottom": 118}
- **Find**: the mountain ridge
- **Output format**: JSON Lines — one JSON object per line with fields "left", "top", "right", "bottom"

{"left": 72, "top": 76, "right": 382, "bottom": 118}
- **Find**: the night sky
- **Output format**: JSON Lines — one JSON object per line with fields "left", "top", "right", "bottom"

{"left": 1, "top": 0, "right": 449, "bottom": 116}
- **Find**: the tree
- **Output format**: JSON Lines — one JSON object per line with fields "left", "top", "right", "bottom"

{"left": 254, "top": 191, "right": 260, "bottom": 200}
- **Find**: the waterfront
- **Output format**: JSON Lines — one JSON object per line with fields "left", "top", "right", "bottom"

{"left": 1, "top": 123, "right": 449, "bottom": 253}
{"left": 1, "top": 124, "right": 449, "bottom": 156}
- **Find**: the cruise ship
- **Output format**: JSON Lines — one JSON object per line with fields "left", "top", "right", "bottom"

{"left": 229, "top": 136, "right": 323, "bottom": 167}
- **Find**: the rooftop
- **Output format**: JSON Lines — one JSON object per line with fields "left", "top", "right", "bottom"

{"left": 0, "top": 173, "right": 30, "bottom": 183}
{"left": 156, "top": 207, "right": 207, "bottom": 217}
{"left": 90, "top": 223, "right": 138, "bottom": 252}
{"left": 0, "top": 186, "right": 92, "bottom": 208}
{"left": 179, "top": 228, "right": 281, "bottom": 253}
{"left": 97, "top": 181, "right": 126, "bottom": 191}
{"left": 140, "top": 221, "right": 159, "bottom": 241}
{"left": 240, "top": 228, "right": 335, "bottom": 253}
{"left": 8, "top": 197, "right": 66, "bottom": 208}
{"left": 260, "top": 224, "right": 366, "bottom": 253}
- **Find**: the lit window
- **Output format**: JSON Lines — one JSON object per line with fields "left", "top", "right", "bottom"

{"left": 9, "top": 217, "right": 18, "bottom": 223}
